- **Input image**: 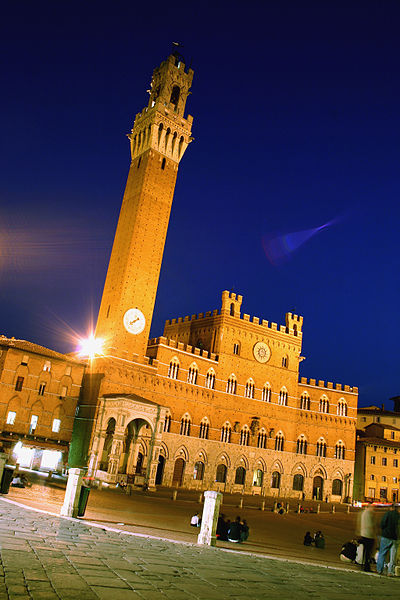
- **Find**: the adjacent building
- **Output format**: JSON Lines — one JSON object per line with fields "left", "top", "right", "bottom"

{"left": 0, "top": 336, "right": 85, "bottom": 471}
{"left": 354, "top": 422, "right": 400, "bottom": 503}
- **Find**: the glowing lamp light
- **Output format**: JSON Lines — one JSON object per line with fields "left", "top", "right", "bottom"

{"left": 77, "top": 334, "right": 104, "bottom": 359}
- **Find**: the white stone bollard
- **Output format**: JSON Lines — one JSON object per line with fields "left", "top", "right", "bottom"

{"left": 197, "top": 490, "right": 222, "bottom": 546}
{"left": 171, "top": 489, "right": 178, "bottom": 501}
{"left": 60, "top": 468, "right": 85, "bottom": 518}
{"left": 286, "top": 502, "right": 289, "bottom": 513}
{"left": 238, "top": 497, "right": 243, "bottom": 509}
{"left": 331, "top": 505, "right": 335, "bottom": 513}
{"left": 198, "top": 493, "right": 203, "bottom": 503}
{"left": 317, "top": 504, "right": 320, "bottom": 513}
{"left": 260, "top": 500, "right": 265, "bottom": 511}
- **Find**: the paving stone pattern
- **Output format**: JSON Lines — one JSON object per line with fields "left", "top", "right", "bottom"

{"left": 0, "top": 499, "right": 397, "bottom": 600}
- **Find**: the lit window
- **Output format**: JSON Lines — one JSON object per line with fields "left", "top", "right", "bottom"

{"left": 382, "top": 457, "right": 387, "bottom": 466}
{"left": 38, "top": 382, "right": 46, "bottom": 396}
{"left": 164, "top": 414, "right": 171, "bottom": 432}
{"left": 370, "top": 456, "right": 376, "bottom": 464}
{"left": 257, "top": 430, "right": 267, "bottom": 449}
{"left": 226, "top": 375, "right": 237, "bottom": 395}
{"left": 244, "top": 379, "right": 254, "bottom": 399}
{"left": 319, "top": 396, "right": 329, "bottom": 414}
{"left": 199, "top": 419, "right": 209, "bottom": 439}
{"left": 296, "top": 436, "right": 307, "bottom": 455}
{"left": 335, "top": 441, "right": 345, "bottom": 460}
{"left": 6, "top": 411, "right": 16, "bottom": 425}
{"left": 187, "top": 364, "right": 198, "bottom": 385}
{"left": 205, "top": 369, "right": 215, "bottom": 390}
{"left": 300, "top": 393, "right": 310, "bottom": 410}
{"left": 193, "top": 461, "right": 204, "bottom": 480}
{"left": 168, "top": 358, "right": 179, "bottom": 379}
{"left": 239, "top": 427, "right": 249, "bottom": 446}
{"left": 29, "top": 415, "right": 38, "bottom": 434}
{"left": 278, "top": 388, "right": 288, "bottom": 406}
{"left": 337, "top": 399, "right": 347, "bottom": 416}
{"left": 262, "top": 384, "right": 271, "bottom": 402}
{"left": 43, "top": 361, "right": 51, "bottom": 372}
{"left": 180, "top": 415, "right": 191, "bottom": 436}
{"left": 394, "top": 459, "right": 398, "bottom": 468}
{"left": 52, "top": 419, "right": 61, "bottom": 433}
{"left": 282, "top": 356, "right": 288, "bottom": 368}
{"left": 233, "top": 343, "right": 240, "bottom": 355}
{"left": 220, "top": 424, "right": 231, "bottom": 443}
{"left": 275, "top": 432, "right": 284, "bottom": 451}
{"left": 316, "top": 439, "right": 327, "bottom": 457}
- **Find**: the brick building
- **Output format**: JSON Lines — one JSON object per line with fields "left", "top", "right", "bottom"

{"left": 354, "top": 422, "right": 400, "bottom": 503}
{"left": 70, "top": 52, "right": 358, "bottom": 502}
{"left": 0, "top": 336, "right": 85, "bottom": 471}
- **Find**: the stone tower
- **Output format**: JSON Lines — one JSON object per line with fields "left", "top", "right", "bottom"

{"left": 95, "top": 53, "right": 194, "bottom": 360}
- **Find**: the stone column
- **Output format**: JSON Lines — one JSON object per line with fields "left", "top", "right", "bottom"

{"left": 197, "top": 490, "right": 222, "bottom": 546}
{"left": 60, "top": 468, "right": 85, "bottom": 518}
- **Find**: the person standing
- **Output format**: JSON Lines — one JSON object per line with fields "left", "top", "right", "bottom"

{"left": 358, "top": 503, "right": 375, "bottom": 572}
{"left": 376, "top": 503, "right": 399, "bottom": 576}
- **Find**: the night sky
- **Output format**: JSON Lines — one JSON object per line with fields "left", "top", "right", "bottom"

{"left": 1, "top": 1, "right": 399, "bottom": 408}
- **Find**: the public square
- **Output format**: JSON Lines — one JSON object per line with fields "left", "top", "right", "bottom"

{"left": 0, "top": 475, "right": 398, "bottom": 598}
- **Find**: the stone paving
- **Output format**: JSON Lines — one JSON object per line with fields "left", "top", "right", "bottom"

{"left": 0, "top": 498, "right": 398, "bottom": 599}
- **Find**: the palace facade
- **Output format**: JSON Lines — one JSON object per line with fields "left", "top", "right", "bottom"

{"left": 69, "top": 52, "right": 358, "bottom": 502}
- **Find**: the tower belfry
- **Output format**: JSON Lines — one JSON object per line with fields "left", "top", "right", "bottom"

{"left": 95, "top": 54, "right": 194, "bottom": 360}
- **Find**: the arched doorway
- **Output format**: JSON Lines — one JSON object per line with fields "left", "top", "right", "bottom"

{"left": 155, "top": 455, "right": 165, "bottom": 485}
{"left": 172, "top": 458, "right": 185, "bottom": 486}
{"left": 313, "top": 475, "right": 324, "bottom": 500}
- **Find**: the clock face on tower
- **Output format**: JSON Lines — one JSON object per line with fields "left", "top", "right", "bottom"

{"left": 253, "top": 341, "right": 271, "bottom": 363}
{"left": 123, "top": 308, "right": 146, "bottom": 335}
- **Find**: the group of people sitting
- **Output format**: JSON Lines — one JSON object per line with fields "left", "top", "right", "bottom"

{"left": 303, "top": 530, "right": 325, "bottom": 549}
{"left": 216, "top": 514, "right": 249, "bottom": 543}
{"left": 11, "top": 471, "right": 31, "bottom": 488}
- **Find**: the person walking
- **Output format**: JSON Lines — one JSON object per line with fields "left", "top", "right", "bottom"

{"left": 376, "top": 503, "right": 399, "bottom": 576}
{"left": 358, "top": 503, "right": 375, "bottom": 572}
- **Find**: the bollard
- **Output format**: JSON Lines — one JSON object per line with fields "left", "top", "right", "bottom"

{"left": 198, "top": 493, "right": 203, "bottom": 503}
{"left": 297, "top": 503, "right": 301, "bottom": 514}
{"left": 0, "top": 453, "right": 8, "bottom": 484}
{"left": 171, "top": 489, "right": 177, "bottom": 501}
{"left": 238, "top": 497, "right": 243, "bottom": 509}
{"left": 60, "top": 468, "right": 85, "bottom": 518}
{"left": 47, "top": 470, "right": 53, "bottom": 482}
{"left": 286, "top": 502, "right": 289, "bottom": 513}
{"left": 273, "top": 501, "right": 277, "bottom": 512}
{"left": 260, "top": 500, "right": 265, "bottom": 511}
{"left": 197, "top": 491, "right": 222, "bottom": 546}
{"left": 317, "top": 504, "right": 320, "bottom": 514}
{"left": 347, "top": 505, "right": 350, "bottom": 513}
{"left": 331, "top": 505, "right": 335, "bottom": 513}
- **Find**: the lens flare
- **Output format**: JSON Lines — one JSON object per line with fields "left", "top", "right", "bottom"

{"left": 77, "top": 333, "right": 104, "bottom": 359}
{"left": 262, "top": 216, "right": 343, "bottom": 266}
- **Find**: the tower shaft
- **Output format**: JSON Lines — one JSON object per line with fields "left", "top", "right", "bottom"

{"left": 95, "top": 54, "right": 194, "bottom": 360}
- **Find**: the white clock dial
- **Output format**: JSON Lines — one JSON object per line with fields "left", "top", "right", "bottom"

{"left": 123, "top": 308, "right": 146, "bottom": 335}
{"left": 253, "top": 341, "right": 271, "bottom": 363}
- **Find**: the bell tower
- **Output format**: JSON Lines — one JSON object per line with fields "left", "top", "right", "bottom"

{"left": 95, "top": 53, "right": 194, "bottom": 360}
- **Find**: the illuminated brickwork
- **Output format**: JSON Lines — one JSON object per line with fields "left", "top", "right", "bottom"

{"left": 95, "top": 54, "right": 193, "bottom": 360}
{"left": 79, "top": 53, "right": 358, "bottom": 500}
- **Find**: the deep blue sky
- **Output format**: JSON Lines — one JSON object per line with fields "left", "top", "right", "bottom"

{"left": 1, "top": 1, "right": 399, "bottom": 407}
